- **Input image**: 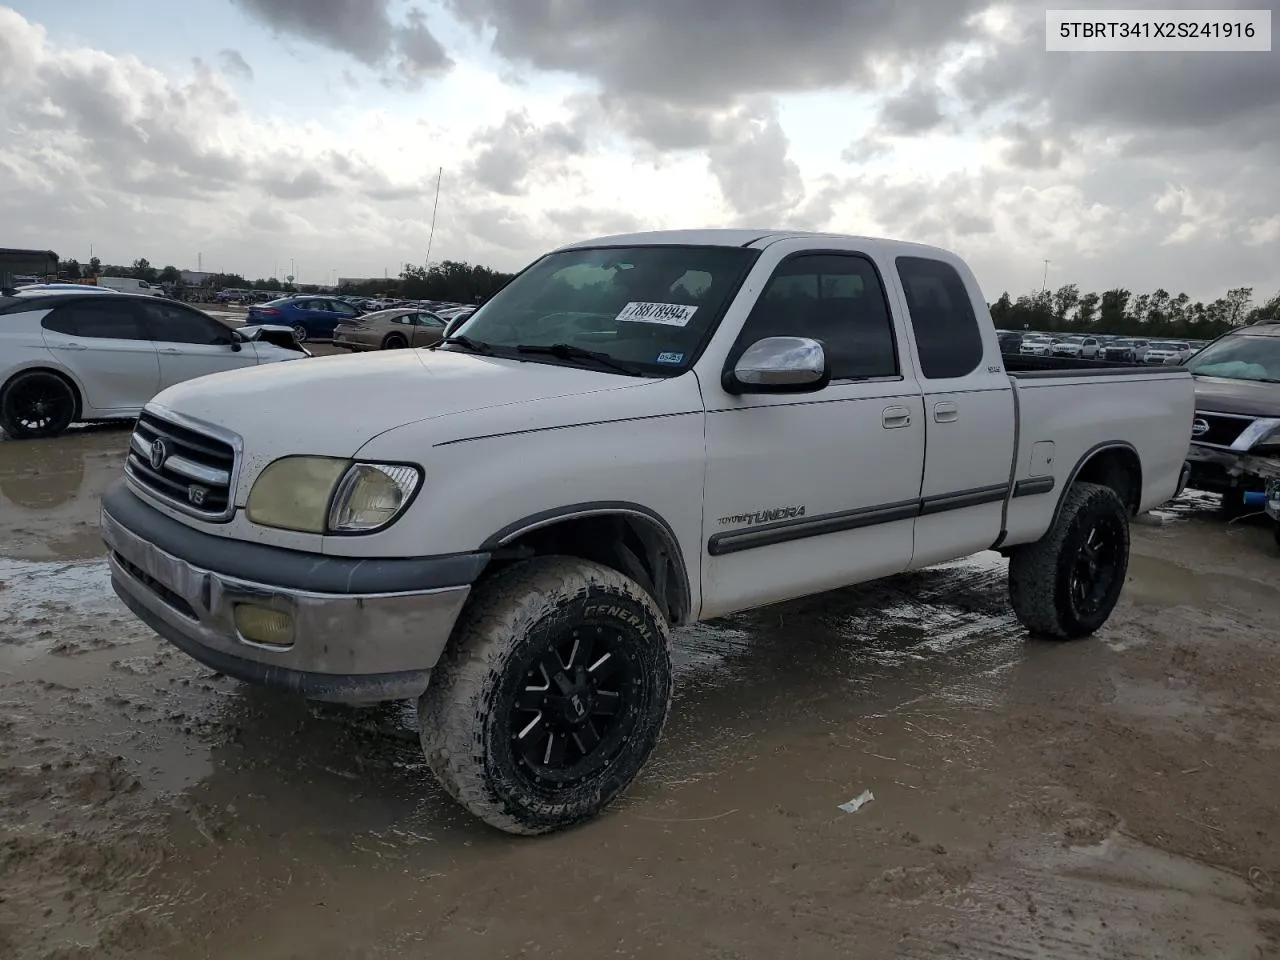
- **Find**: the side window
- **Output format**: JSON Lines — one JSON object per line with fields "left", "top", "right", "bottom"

{"left": 735, "top": 253, "right": 898, "bottom": 380}
{"left": 418, "top": 312, "right": 445, "bottom": 327}
{"left": 43, "top": 301, "right": 148, "bottom": 340}
{"left": 140, "top": 301, "right": 230, "bottom": 345}
{"left": 390, "top": 314, "right": 409, "bottom": 325}
{"left": 895, "top": 257, "right": 985, "bottom": 380}
{"left": 333, "top": 301, "right": 357, "bottom": 317}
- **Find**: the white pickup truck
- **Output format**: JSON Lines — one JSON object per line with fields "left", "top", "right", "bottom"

{"left": 101, "top": 230, "right": 1194, "bottom": 835}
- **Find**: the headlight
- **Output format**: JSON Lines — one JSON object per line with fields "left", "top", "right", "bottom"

{"left": 247, "top": 456, "right": 350, "bottom": 533}
{"left": 246, "top": 457, "right": 421, "bottom": 534}
{"left": 329, "top": 463, "right": 421, "bottom": 533}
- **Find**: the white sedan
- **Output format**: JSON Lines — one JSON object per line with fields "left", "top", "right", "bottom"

{"left": 0, "top": 288, "right": 308, "bottom": 439}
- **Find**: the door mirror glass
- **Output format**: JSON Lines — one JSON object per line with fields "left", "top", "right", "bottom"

{"left": 726, "top": 336, "right": 830, "bottom": 394}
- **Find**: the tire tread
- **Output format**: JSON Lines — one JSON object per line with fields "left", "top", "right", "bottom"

{"left": 420, "top": 556, "right": 671, "bottom": 836}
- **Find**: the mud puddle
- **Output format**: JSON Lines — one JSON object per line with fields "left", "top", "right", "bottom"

{"left": 2, "top": 431, "right": 1279, "bottom": 958}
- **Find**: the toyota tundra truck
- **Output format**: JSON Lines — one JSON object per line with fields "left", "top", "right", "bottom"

{"left": 101, "top": 230, "right": 1195, "bottom": 836}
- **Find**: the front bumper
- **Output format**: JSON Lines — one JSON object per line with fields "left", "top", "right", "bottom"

{"left": 101, "top": 481, "right": 487, "bottom": 704}
{"left": 1185, "top": 443, "right": 1280, "bottom": 493}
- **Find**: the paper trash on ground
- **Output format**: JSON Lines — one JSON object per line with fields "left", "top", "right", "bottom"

{"left": 838, "top": 790, "right": 875, "bottom": 814}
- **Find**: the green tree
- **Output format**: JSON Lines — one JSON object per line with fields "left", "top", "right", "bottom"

{"left": 87, "top": 256, "right": 102, "bottom": 276}
{"left": 1051, "top": 283, "right": 1080, "bottom": 326}
{"left": 989, "top": 291, "right": 1014, "bottom": 327}
{"left": 1097, "top": 289, "right": 1130, "bottom": 331}
{"left": 131, "top": 258, "right": 158, "bottom": 282}
{"left": 1076, "top": 291, "right": 1100, "bottom": 330}
{"left": 158, "top": 265, "right": 181, "bottom": 284}
{"left": 1223, "top": 287, "right": 1253, "bottom": 326}
{"left": 1247, "top": 291, "right": 1280, "bottom": 325}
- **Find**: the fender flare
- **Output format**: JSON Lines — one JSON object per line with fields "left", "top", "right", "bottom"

{"left": 480, "top": 501, "right": 693, "bottom": 621}
{"left": 1049, "top": 440, "right": 1142, "bottom": 529}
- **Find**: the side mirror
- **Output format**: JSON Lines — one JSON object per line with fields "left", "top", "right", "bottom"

{"left": 723, "top": 336, "right": 831, "bottom": 395}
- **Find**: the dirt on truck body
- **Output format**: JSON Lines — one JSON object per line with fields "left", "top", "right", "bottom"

{"left": 1, "top": 425, "right": 1279, "bottom": 959}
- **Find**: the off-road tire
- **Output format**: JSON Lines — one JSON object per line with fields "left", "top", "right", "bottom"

{"left": 420, "top": 556, "right": 673, "bottom": 836}
{"left": 1008, "top": 482, "right": 1130, "bottom": 640}
{"left": 382, "top": 333, "right": 408, "bottom": 349}
{"left": 0, "top": 370, "right": 78, "bottom": 439}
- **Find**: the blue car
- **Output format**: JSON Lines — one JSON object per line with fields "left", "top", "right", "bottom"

{"left": 243, "top": 296, "right": 362, "bottom": 343}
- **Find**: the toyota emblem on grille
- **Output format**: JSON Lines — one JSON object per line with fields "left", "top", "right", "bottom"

{"left": 1191, "top": 418, "right": 1209, "bottom": 438}
{"left": 149, "top": 438, "right": 168, "bottom": 470}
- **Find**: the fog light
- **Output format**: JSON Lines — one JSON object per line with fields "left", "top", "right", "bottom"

{"left": 234, "top": 604, "right": 295, "bottom": 648}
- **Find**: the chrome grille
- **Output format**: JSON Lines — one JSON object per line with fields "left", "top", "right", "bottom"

{"left": 1192, "top": 411, "right": 1254, "bottom": 449}
{"left": 125, "top": 411, "right": 238, "bottom": 520}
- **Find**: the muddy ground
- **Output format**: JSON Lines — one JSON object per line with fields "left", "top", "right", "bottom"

{"left": 3, "top": 418, "right": 1280, "bottom": 959}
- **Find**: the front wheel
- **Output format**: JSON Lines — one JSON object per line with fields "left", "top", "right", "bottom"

{"left": 0, "top": 371, "right": 77, "bottom": 439}
{"left": 420, "top": 557, "right": 673, "bottom": 836}
{"left": 1008, "top": 482, "right": 1130, "bottom": 640}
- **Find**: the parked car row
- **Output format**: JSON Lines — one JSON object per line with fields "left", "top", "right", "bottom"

{"left": 998, "top": 330, "right": 1207, "bottom": 365}
{"left": 239, "top": 294, "right": 475, "bottom": 345}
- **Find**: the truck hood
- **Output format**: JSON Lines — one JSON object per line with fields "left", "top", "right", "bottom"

{"left": 1192, "top": 375, "right": 1280, "bottom": 418}
{"left": 147, "top": 348, "right": 654, "bottom": 457}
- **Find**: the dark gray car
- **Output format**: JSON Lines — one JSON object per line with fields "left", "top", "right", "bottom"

{"left": 1182, "top": 321, "right": 1280, "bottom": 514}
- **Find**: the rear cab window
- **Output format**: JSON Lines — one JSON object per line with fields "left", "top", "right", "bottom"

{"left": 895, "top": 257, "right": 986, "bottom": 379}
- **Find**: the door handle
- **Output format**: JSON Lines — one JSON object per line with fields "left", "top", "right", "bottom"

{"left": 934, "top": 401, "right": 959, "bottom": 423}
{"left": 55, "top": 342, "right": 87, "bottom": 351}
{"left": 882, "top": 405, "right": 912, "bottom": 429}
{"left": 158, "top": 348, "right": 182, "bottom": 354}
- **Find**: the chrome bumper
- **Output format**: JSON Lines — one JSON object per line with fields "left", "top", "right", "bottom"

{"left": 102, "top": 506, "right": 472, "bottom": 704}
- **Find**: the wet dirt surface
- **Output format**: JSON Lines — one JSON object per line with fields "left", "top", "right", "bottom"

{"left": 2, "top": 427, "right": 1280, "bottom": 959}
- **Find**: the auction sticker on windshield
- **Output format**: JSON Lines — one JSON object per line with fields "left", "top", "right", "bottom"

{"left": 616, "top": 301, "right": 698, "bottom": 327}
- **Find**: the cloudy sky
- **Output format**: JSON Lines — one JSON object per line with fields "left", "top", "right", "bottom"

{"left": 0, "top": 1, "right": 1276, "bottom": 300}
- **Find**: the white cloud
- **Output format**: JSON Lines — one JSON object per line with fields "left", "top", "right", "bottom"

{"left": 0, "top": 2, "right": 1277, "bottom": 303}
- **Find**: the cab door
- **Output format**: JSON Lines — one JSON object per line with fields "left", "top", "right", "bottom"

{"left": 887, "top": 255, "right": 1016, "bottom": 569}
{"left": 698, "top": 246, "right": 926, "bottom": 619}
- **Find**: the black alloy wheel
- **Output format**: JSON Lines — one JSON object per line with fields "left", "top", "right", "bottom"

{"left": 507, "top": 624, "right": 637, "bottom": 786}
{"left": 0, "top": 372, "right": 77, "bottom": 439}
{"left": 1068, "top": 512, "right": 1125, "bottom": 620}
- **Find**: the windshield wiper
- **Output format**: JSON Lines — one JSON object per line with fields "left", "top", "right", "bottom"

{"left": 516, "top": 343, "right": 644, "bottom": 376}
{"left": 438, "top": 335, "right": 493, "bottom": 355}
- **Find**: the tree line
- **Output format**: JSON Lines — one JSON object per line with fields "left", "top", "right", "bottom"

{"left": 57, "top": 257, "right": 516, "bottom": 304}
{"left": 989, "top": 284, "right": 1280, "bottom": 339}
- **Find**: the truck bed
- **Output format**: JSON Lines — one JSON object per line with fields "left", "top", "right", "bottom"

{"left": 1003, "top": 353, "right": 1185, "bottom": 378}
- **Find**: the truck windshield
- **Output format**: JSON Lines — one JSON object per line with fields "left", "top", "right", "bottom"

{"left": 443, "top": 245, "right": 758, "bottom": 375}
{"left": 1185, "top": 335, "right": 1280, "bottom": 383}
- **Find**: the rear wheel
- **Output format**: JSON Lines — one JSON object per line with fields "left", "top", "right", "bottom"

{"left": 0, "top": 371, "right": 78, "bottom": 439}
{"left": 382, "top": 333, "right": 408, "bottom": 349}
{"left": 1008, "top": 482, "right": 1130, "bottom": 640}
{"left": 290, "top": 324, "right": 308, "bottom": 343}
{"left": 420, "top": 557, "right": 673, "bottom": 836}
